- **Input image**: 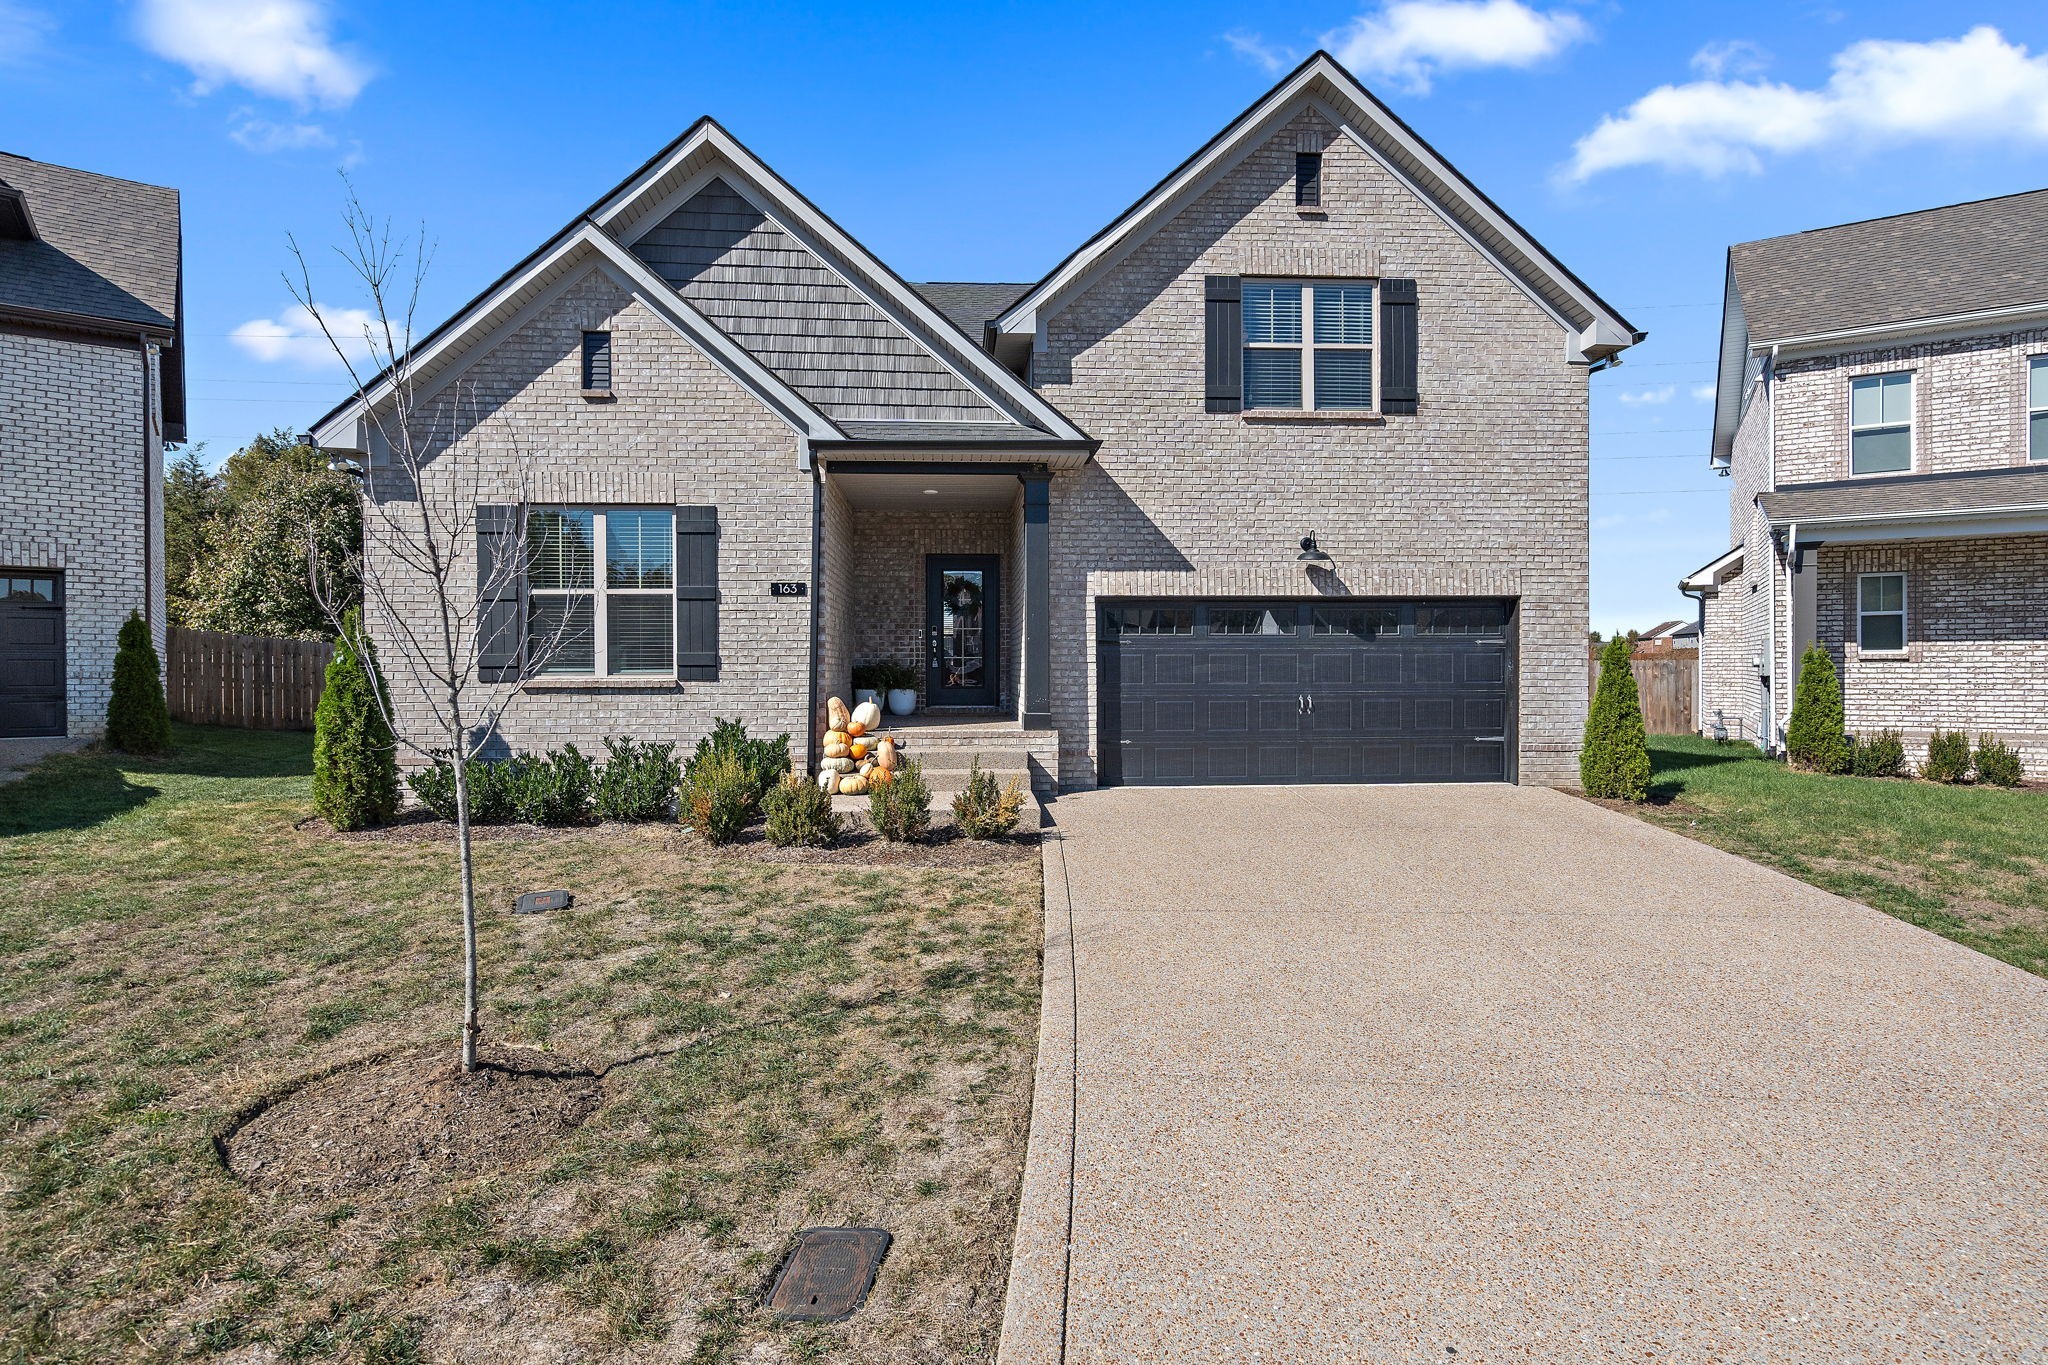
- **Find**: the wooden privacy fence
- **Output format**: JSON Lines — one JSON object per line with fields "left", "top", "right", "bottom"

{"left": 166, "top": 627, "right": 334, "bottom": 730}
{"left": 1589, "top": 649, "right": 1698, "bottom": 735}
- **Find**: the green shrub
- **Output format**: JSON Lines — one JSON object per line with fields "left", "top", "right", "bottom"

{"left": 1847, "top": 730, "right": 1905, "bottom": 778}
{"left": 950, "top": 758, "right": 1026, "bottom": 839}
{"left": 869, "top": 759, "right": 932, "bottom": 842}
{"left": 763, "top": 773, "right": 841, "bottom": 847}
{"left": 508, "top": 745, "right": 595, "bottom": 825}
{"left": 1580, "top": 635, "right": 1650, "bottom": 801}
{"left": 1923, "top": 730, "right": 1972, "bottom": 784}
{"left": 685, "top": 719, "right": 790, "bottom": 804}
{"left": 850, "top": 663, "right": 884, "bottom": 694}
{"left": 593, "top": 737, "right": 679, "bottom": 822}
{"left": 1784, "top": 643, "right": 1850, "bottom": 774}
{"left": 105, "top": 611, "right": 171, "bottom": 754}
{"left": 406, "top": 761, "right": 457, "bottom": 821}
{"left": 1973, "top": 734, "right": 2024, "bottom": 788}
{"left": 683, "top": 748, "right": 758, "bottom": 844}
{"left": 311, "top": 609, "right": 399, "bottom": 829}
{"left": 407, "top": 758, "right": 516, "bottom": 824}
{"left": 871, "top": 659, "right": 918, "bottom": 693}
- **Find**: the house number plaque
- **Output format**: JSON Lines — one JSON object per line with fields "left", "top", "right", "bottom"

{"left": 769, "top": 581, "right": 808, "bottom": 598}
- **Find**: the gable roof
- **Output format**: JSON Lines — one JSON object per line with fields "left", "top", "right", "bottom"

{"left": 0, "top": 151, "right": 184, "bottom": 439}
{"left": 913, "top": 283, "right": 1032, "bottom": 345}
{"left": 314, "top": 120, "right": 1091, "bottom": 453}
{"left": 1730, "top": 188, "right": 2048, "bottom": 344}
{"left": 992, "top": 51, "right": 1640, "bottom": 364}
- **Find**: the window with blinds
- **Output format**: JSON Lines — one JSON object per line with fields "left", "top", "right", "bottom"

{"left": 1241, "top": 280, "right": 1374, "bottom": 411}
{"left": 526, "top": 507, "right": 674, "bottom": 675}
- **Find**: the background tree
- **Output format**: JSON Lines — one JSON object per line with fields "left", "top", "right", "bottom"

{"left": 1785, "top": 643, "right": 1850, "bottom": 773}
{"left": 312, "top": 607, "right": 400, "bottom": 829}
{"left": 294, "top": 187, "right": 577, "bottom": 1072}
{"left": 185, "top": 455, "right": 361, "bottom": 638}
{"left": 1582, "top": 634, "right": 1650, "bottom": 801}
{"left": 164, "top": 445, "right": 222, "bottom": 626}
{"left": 105, "top": 611, "right": 171, "bottom": 754}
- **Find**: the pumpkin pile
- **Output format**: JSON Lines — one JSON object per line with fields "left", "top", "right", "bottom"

{"left": 816, "top": 695, "right": 901, "bottom": 796}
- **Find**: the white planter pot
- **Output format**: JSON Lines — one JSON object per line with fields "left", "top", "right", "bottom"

{"left": 853, "top": 689, "right": 881, "bottom": 710}
{"left": 886, "top": 688, "right": 917, "bottom": 716}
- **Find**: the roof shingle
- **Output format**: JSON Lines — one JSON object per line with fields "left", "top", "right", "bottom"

{"left": 1759, "top": 464, "right": 2048, "bottom": 524}
{"left": 0, "top": 153, "right": 180, "bottom": 333}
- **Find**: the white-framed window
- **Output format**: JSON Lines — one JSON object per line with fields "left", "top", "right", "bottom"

{"left": 526, "top": 507, "right": 675, "bottom": 675}
{"left": 1849, "top": 372, "right": 1913, "bottom": 475}
{"left": 1242, "top": 280, "right": 1375, "bottom": 411}
{"left": 2029, "top": 355, "right": 2048, "bottom": 462}
{"left": 1857, "top": 572, "right": 1906, "bottom": 653}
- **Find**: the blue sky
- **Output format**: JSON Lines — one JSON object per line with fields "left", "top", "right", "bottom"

{"left": 7, "top": 0, "right": 2048, "bottom": 633}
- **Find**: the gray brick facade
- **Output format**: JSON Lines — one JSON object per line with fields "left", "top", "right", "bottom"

{"left": 0, "top": 329, "right": 164, "bottom": 737}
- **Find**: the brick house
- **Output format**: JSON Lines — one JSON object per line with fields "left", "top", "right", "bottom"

{"left": 312, "top": 53, "right": 1639, "bottom": 790}
{"left": 1687, "top": 191, "right": 2048, "bottom": 773}
{"left": 0, "top": 154, "right": 181, "bottom": 739}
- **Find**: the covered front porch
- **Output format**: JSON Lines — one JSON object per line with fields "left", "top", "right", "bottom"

{"left": 814, "top": 456, "right": 1061, "bottom": 784}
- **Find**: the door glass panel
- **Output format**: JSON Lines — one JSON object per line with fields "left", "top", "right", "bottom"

{"left": 1209, "top": 606, "right": 1296, "bottom": 635}
{"left": 939, "top": 570, "right": 985, "bottom": 692}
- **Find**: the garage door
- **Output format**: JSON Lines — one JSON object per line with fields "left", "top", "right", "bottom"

{"left": 0, "top": 573, "right": 66, "bottom": 738}
{"left": 1099, "top": 599, "right": 1512, "bottom": 786}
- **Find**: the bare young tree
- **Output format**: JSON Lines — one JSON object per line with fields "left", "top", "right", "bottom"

{"left": 290, "top": 186, "right": 574, "bottom": 1073}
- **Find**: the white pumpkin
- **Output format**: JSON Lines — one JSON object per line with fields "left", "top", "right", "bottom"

{"left": 839, "top": 774, "right": 868, "bottom": 795}
{"left": 817, "top": 769, "right": 838, "bottom": 793}
{"left": 821, "top": 756, "right": 855, "bottom": 774}
{"left": 823, "top": 741, "right": 851, "bottom": 760}
{"left": 827, "top": 696, "right": 850, "bottom": 730}
{"left": 850, "top": 700, "right": 882, "bottom": 732}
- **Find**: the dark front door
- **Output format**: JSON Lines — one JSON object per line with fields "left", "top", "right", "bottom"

{"left": 926, "top": 555, "right": 1000, "bottom": 708}
{"left": 1099, "top": 599, "right": 1513, "bottom": 786}
{"left": 0, "top": 572, "right": 66, "bottom": 738}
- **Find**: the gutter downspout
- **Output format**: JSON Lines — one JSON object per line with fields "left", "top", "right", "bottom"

{"left": 1678, "top": 580, "right": 1707, "bottom": 738}
{"left": 1763, "top": 343, "right": 1780, "bottom": 751}
{"left": 1782, "top": 519, "right": 1799, "bottom": 751}
{"left": 139, "top": 334, "right": 158, "bottom": 638}
{"left": 805, "top": 456, "right": 824, "bottom": 778}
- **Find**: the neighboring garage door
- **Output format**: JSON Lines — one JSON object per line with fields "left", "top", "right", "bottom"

{"left": 1099, "top": 599, "right": 1513, "bottom": 786}
{"left": 0, "top": 572, "right": 66, "bottom": 738}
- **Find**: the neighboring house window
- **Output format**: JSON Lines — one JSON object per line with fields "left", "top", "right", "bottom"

{"left": 1242, "top": 281, "right": 1374, "bottom": 411}
{"left": 1295, "top": 152, "right": 1322, "bottom": 208}
{"left": 1857, "top": 573, "right": 1906, "bottom": 652}
{"left": 2030, "top": 355, "right": 2048, "bottom": 461}
{"left": 1849, "top": 372, "right": 1912, "bottom": 474}
{"left": 526, "top": 507, "right": 675, "bottom": 675}
{"left": 581, "top": 330, "right": 612, "bottom": 393}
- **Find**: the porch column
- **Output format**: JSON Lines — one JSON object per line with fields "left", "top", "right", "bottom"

{"left": 1020, "top": 470, "right": 1053, "bottom": 730}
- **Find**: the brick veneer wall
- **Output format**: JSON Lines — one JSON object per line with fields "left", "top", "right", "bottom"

{"left": 846, "top": 505, "right": 1015, "bottom": 709}
{"left": 1032, "top": 109, "right": 1592, "bottom": 786}
{"left": 0, "top": 329, "right": 162, "bottom": 737}
{"left": 1815, "top": 534, "right": 2048, "bottom": 775}
{"left": 1697, "top": 575, "right": 1755, "bottom": 742}
{"left": 363, "top": 268, "right": 812, "bottom": 765}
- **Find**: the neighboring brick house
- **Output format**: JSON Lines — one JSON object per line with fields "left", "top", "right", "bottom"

{"left": 0, "top": 154, "right": 181, "bottom": 739}
{"left": 1687, "top": 191, "right": 2048, "bottom": 773}
{"left": 313, "top": 54, "right": 1639, "bottom": 789}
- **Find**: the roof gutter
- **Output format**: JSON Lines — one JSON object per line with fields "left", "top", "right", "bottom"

{"left": 0, "top": 302, "right": 174, "bottom": 343}
{"left": 1755, "top": 298, "right": 2048, "bottom": 354}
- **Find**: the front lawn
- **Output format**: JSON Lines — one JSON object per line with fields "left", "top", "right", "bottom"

{"left": 1625, "top": 734, "right": 2048, "bottom": 977}
{"left": 0, "top": 725, "right": 1042, "bottom": 1363}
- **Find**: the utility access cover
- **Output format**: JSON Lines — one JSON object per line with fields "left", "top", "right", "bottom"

{"left": 765, "top": 1227, "right": 890, "bottom": 1322}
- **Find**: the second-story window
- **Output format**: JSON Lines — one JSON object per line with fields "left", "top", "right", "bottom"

{"left": 1849, "top": 372, "right": 1913, "bottom": 474}
{"left": 2030, "top": 356, "right": 2047, "bottom": 462}
{"left": 1242, "top": 281, "right": 1374, "bottom": 411}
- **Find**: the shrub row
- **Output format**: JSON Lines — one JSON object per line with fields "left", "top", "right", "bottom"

{"left": 408, "top": 736, "right": 678, "bottom": 826}
{"left": 1789, "top": 647, "right": 2028, "bottom": 787}
{"left": 1922, "top": 730, "right": 2023, "bottom": 787}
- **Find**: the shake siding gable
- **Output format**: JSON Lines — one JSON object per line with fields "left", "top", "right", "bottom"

{"left": 1034, "top": 107, "right": 1590, "bottom": 786}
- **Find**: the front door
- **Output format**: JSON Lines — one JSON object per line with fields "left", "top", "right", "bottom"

{"left": 925, "top": 555, "right": 1000, "bottom": 708}
{"left": 0, "top": 572, "right": 66, "bottom": 738}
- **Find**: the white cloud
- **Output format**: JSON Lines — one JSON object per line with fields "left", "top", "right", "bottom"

{"left": 232, "top": 303, "right": 378, "bottom": 369}
{"left": 1569, "top": 26, "right": 2048, "bottom": 181}
{"left": 1593, "top": 506, "right": 1672, "bottom": 531}
{"left": 1691, "top": 383, "right": 1717, "bottom": 403}
{"left": 1690, "top": 39, "right": 1768, "bottom": 80}
{"left": 228, "top": 112, "right": 334, "bottom": 152}
{"left": 1617, "top": 385, "right": 1675, "bottom": 406}
{"left": 1325, "top": 0, "right": 1588, "bottom": 94}
{"left": 0, "top": 2, "right": 52, "bottom": 64}
{"left": 1224, "top": 30, "right": 1292, "bottom": 75}
{"left": 135, "top": 0, "right": 369, "bottom": 107}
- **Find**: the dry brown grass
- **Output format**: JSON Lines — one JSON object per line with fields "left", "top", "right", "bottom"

{"left": 0, "top": 726, "right": 1042, "bottom": 1362}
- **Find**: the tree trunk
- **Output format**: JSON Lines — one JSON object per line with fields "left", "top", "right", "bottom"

{"left": 451, "top": 747, "right": 480, "bottom": 1073}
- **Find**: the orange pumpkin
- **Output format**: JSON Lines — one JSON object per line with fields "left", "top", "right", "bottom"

{"left": 824, "top": 729, "right": 850, "bottom": 748}
{"left": 850, "top": 740, "right": 869, "bottom": 759}
{"left": 869, "top": 766, "right": 893, "bottom": 786}
{"left": 846, "top": 720, "right": 866, "bottom": 738}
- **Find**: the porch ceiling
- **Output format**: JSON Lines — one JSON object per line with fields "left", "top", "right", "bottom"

{"left": 832, "top": 469, "right": 1022, "bottom": 511}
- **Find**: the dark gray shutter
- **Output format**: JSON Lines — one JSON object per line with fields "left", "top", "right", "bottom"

{"left": 1204, "top": 275, "right": 1242, "bottom": 413}
{"left": 476, "top": 505, "right": 523, "bottom": 682}
{"left": 675, "top": 505, "right": 719, "bottom": 680}
{"left": 1380, "top": 278, "right": 1418, "bottom": 415}
{"left": 1295, "top": 153, "right": 1322, "bottom": 208}
{"left": 581, "top": 331, "right": 612, "bottom": 391}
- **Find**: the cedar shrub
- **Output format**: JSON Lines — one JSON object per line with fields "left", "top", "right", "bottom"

{"left": 1785, "top": 643, "right": 1850, "bottom": 774}
{"left": 1581, "top": 634, "right": 1651, "bottom": 802}
{"left": 105, "top": 611, "right": 171, "bottom": 755}
{"left": 311, "top": 610, "right": 399, "bottom": 829}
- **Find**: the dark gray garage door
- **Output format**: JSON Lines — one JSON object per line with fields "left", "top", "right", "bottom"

{"left": 1099, "top": 599, "right": 1513, "bottom": 786}
{"left": 0, "top": 573, "right": 66, "bottom": 738}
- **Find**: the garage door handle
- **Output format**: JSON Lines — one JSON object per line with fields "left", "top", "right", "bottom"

{"left": 1474, "top": 735, "right": 1506, "bottom": 743}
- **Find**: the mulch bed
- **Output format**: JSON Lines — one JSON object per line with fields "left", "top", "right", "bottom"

{"left": 222, "top": 1048, "right": 605, "bottom": 1203}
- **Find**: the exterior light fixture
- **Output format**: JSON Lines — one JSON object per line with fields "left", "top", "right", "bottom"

{"left": 326, "top": 452, "right": 366, "bottom": 481}
{"left": 1295, "top": 534, "right": 1332, "bottom": 571}
{"left": 922, "top": 488, "right": 938, "bottom": 495}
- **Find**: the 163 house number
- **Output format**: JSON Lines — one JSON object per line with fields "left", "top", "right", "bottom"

{"left": 769, "top": 581, "right": 808, "bottom": 598}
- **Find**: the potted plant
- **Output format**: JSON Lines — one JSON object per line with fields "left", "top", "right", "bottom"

{"left": 850, "top": 663, "right": 883, "bottom": 710}
{"left": 876, "top": 659, "right": 919, "bottom": 716}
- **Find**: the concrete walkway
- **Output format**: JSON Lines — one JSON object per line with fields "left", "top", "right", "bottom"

{"left": 1000, "top": 784, "right": 2048, "bottom": 1363}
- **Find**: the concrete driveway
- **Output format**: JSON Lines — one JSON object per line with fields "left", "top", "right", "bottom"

{"left": 999, "top": 784, "right": 2048, "bottom": 1363}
